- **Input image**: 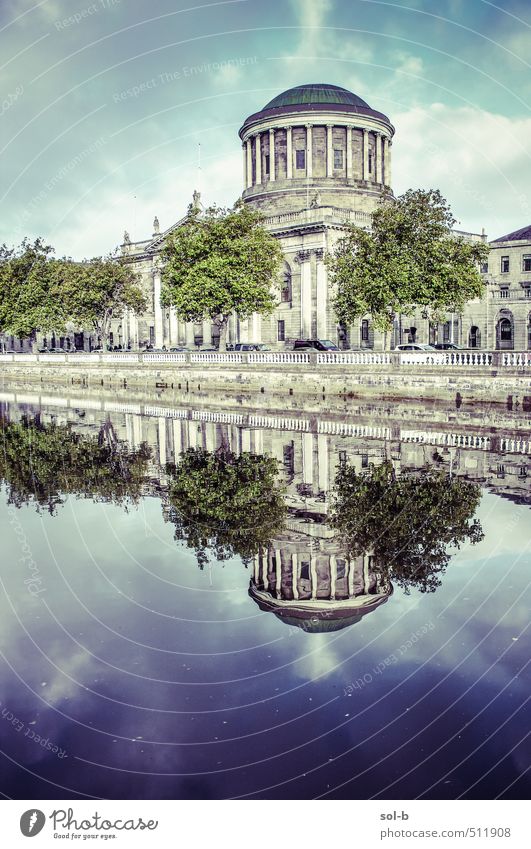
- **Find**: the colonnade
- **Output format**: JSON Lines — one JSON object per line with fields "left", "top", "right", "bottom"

{"left": 243, "top": 124, "right": 391, "bottom": 188}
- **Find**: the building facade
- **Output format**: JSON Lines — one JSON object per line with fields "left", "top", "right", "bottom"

{"left": 4, "top": 83, "right": 530, "bottom": 353}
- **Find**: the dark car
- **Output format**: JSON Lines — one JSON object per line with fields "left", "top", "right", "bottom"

{"left": 293, "top": 339, "right": 340, "bottom": 351}
{"left": 432, "top": 342, "right": 461, "bottom": 350}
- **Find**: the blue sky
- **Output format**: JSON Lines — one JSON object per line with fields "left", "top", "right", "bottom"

{"left": 1, "top": 0, "right": 530, "bottom": 258}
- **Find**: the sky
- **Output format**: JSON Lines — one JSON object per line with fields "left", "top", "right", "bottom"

{"left": 0, "top": 0, "right": 530, "bottom": 258}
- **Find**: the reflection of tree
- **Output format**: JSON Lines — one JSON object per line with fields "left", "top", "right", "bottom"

{"left": 0, "top": 414, "right": 151, "bottom": 514}
{"left": 329, "top": 462, "right": 483, "bottom": 593}
{"left": 164, "top": 447, "right": 286, "bottom": 567}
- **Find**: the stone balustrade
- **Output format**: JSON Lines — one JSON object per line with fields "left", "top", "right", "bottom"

{"left": 0, "top": 350, "right": 530, "bottom": 368}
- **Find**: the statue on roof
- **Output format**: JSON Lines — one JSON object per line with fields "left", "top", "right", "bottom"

{"left": 153, "top": 216, "right": 160, "bottom": 234}
{"left": 192, "top": 189, "right": 201, "bottom": 211}
{"left": 123, "top": 230, "right": 131, "bottom": 244}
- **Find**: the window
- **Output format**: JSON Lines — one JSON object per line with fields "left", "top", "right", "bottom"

{"left": 525, "top": 287, "right": 531, "bottom": 298}
{"left": 523, "top": 254, "right": 531, "bottom": 272}
{"left": 480, "top": 262, "right": 488, "bottom": 273}
{"left": 295, "top": 149, "right": 305, "bottom": 169}
{"left": 500, "top": 287, "right": 509, "bottom": 298}
{"left": 264, "top": 154, "right": 270, "bottom": 176}
{"left": 338, "top": 450, "right": 347, "bottom": 468}
{"left": 333, "top": 148, "right": 344, "bottom": 168}
{"left": 500, "top": 318, "right": 512, "bottom": 341}
{"left": 361, "top": 453, "right": 369, "bottom": 469}
{"left": 496, "top": 464, "right": 505, "bottom": 479}
{"left": 368, "top": 152, "right": 373, "bottom": 173}
{"left": 501, "top": 256, "right": 510, "bottom": 273}
{"left": 336, "top": 560, "right": 346, "bottom": 579}
{"left": 361, "top": 319, "right": 369, "bottom": 342}
{"left": 277, "top": 320, "right": 285, "bottom": 341}
{"left": 283, "top": 442, "right": 294, "bottom": 475}
{"left": 299, "top": 562, "right": 310, "bottom": 581}
{"left": 281, "top": 269, "right": 292, "bottom": 302}
{"left": 469, "top": 326, "right": 481, "bottom": 348}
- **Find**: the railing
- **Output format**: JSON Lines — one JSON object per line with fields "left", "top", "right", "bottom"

{"left": 0, "top": 350, "right": 530, "bottom": 369}
{"left": 317, "top": 351, "right": 391, "bottom": 365}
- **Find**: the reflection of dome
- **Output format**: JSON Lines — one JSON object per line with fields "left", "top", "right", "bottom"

{"left": 249, "top": 585, "right": 392, "bottom": 633}
{"left": 249, "top": 543, "right": 392, "bottom": 633}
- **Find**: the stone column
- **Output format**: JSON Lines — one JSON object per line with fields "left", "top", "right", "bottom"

{"left": 291, "top": 553, "right": 299, "bottom": 600}
{"left": 128, "top": 310, "right": 138, "bottom": 349}
{"left": 363, "top": 129, "right": 369, "bottom": 181}
{"left": 269, "top": 128, "right": 275, "bottom": 181}
{"left": 326, "top": 124, "right": 333, "bottom": 177}
{"left": 187, "top": 419, "right": 198, "bottom": 449}
{"left": 202, "top": 320, "right": 212, "bottom": 345}
{"left": 375, "top": 133, "right": 383, "bottom": 184}
{"left": 246, "top": 138, "right": 252, "bottom": 188}
{"left": 316, "top": 249, "right": 327, "bottom": 338}
{"left": 383, "top": 136, "right": 390, "bottom": 186}
{"left": 251, "top": 312, "right": 262, "bottom": 342}
{"left": 286, "top": 126, "right": 293, "bottom": 179}
{"left": 153, "top": 267, "right": 163, "bottom": 348}
{"left": 255, "top": 133, "right": 262, "bottom": 184}
{"left": 239, "top": 317, "right": 249, "bottom": 343}
{"left": 158, "top": 418, "right": 167, "bottom": 466}
{"left": 169, "top": 307, "right": 179, "bottom": 346}
{"left": 185, "top": 322, "right": 195, "bottom": 346}
{"left": 275, "top": 550, "right": 282, "bottom": 596}
{"left": 317, "top": 432, "right": 329, "bottom": 493}
{"left": 302, "top": 432, "right": 314, "bottom": 485}
{"left": 306, "top": 124, "right": 313, "bottom": 178}
{"left": 298, "top": 250, "right": 312, "bottom": 338}
{"left": 330, "top": 555, "right": 337, "bottom": 600}
{"left": 348, "top": 559, "right": 356, "bottom": 597}
{"left": 346, "top": 126, "right": 353, "bottom": 179}
{"left": 310, "top": 555, "right": 318, "bottom": 599}
{"left": 242, "top": 143, "right": 247, "bottom": 188}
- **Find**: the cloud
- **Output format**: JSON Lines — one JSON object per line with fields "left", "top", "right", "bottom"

{"left": 392, "top": 103, "right": 531, "bottom": 236}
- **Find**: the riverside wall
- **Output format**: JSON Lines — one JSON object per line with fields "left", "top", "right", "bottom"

{"left": 0, "top": 356, "right": 530, "bottom": 406}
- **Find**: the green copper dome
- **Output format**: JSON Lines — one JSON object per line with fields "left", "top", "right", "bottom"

{"left": 264, "top": 83, "right": 370, "bottom": 110}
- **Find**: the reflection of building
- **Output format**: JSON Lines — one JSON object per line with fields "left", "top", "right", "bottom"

{"left": 249, "top": 515, "right": 392, "bottom": 632}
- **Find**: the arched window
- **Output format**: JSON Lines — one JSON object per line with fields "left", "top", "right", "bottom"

{"left": 408, "top": 326, "right": 417, "bottom": 343}
{"left": 469, "top": 326, "right": 481, "bottom": 348}
{"left": 281, "top": 262, "right": 292, "bottom": 303}
{"left": 496, "top": 315, "right": 514, "bottom": 350}
{"left": 361, "top": 319, "right": 369, "bottom": 342}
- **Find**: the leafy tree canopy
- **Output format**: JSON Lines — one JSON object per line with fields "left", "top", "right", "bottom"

{"left": 161, "top": 201, "right": 283, "bottom": 349}
{"left": 164, "top": 446, "right": 287, "bottom": 567}
{"left": 0, "top": 414, "right": 151, "bottom": 514}
{"left": 0, "top": 238, "right": 146, "bottom": 342}
{"left": 328, "top": 461, "right": 484, "bottom": 593}
{"left": 326, "top": 188, "right": 490, "bottom": 334}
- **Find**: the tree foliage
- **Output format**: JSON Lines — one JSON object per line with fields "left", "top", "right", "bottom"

{"left": 0, "top": 414, "right": 151, "bottom": 514}
{"left": 328, "top": 461, "right": 484, "bottom": 593}
{"left": 161, "top": 202, "right": 283, "bottom": 349}
{"left": 0, "top": 238, "right": 146, "bottom": 343}
{"left": 326, "top": 189, "right": 490, "bottom": 334}
{"left": 164, "top": 446, "right": 287, "bottom": 567}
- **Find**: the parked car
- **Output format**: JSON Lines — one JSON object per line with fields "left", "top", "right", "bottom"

{"left": 293, "top": 339, "right": 340, "bottom": 351}
{"left": 169, "top": 346, "right": 190, "bottom": 352}
{"left": 394, "top": 343, "right": 437, "bottom": 352}
{"left": 233, "top": 342, "right": 261, "bottom": 351}
{"left": 46, "top": 347, "right": 67, "bottom": 353}
{"left": 432, "top": 342, "right": 461, "bottom": 350}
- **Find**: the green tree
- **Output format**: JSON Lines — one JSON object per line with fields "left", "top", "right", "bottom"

{"left": 0, "top": 414, "right": 151, "bottom": 514}
{"left": 57, "top": 254, "right": 147, "bottom": 347}
{"left": 161, "top": 202, "right": 283, "bottom": 350}
{"left": 0, "top": 238, "right": 60, "bottom": 339}
{"left": 329, "top": 461, "right": 483, "bottom": 593}
{"left": 326, "top": 189, "right": 490, "bottom": 347}
{"left": 164, "top": 446, "right": 287, "bottom": 567}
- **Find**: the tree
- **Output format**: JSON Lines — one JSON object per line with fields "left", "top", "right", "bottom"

{"left": 161, "top": 201, "right": 283, "bottom": 350}
{"left": 0, "top": 413, "right": 151, "bottom": 514}
{"left": 164, "top": 446, "right": 286, "bottom": 567}
{"left": 326, "top": 189, "right": 490, "bottom": 346}
{"left": 57, "top": 254, "right": 147, "bottom": 347}
{"left": 0, "top": 240, "right": 146, "bottom": 348}
{"left": 0, "top": 238, "right": 60, "bottom": 339}
{"left": 328, "top": 461, "right": 483, "bottom": 593}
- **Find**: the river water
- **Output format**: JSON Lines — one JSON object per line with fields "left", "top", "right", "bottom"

{"left": 0, "top": 388, "right": 529, "bottom": 800}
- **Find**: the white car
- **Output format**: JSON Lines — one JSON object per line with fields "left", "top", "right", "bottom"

{"left": 394, "top": 343, "right": 437, "bottom": 352}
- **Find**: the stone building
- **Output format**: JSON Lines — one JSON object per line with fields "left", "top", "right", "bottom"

{"left": 5, "top": 83, "right": 531, "bottom": 352}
